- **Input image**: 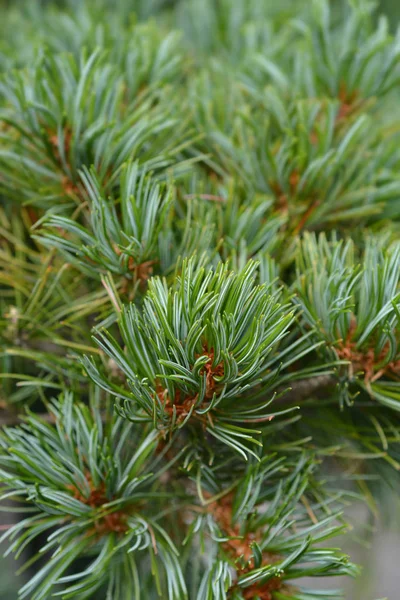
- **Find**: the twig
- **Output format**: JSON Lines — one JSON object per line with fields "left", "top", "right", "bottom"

{"left": 183, "top": 194, "right": 225, "bottom": 203}
{"left": 0, "top": 376, "right": 336, "bottom": 428}
{"left": 276, "top": 374, "right": 337, "bottom": 405}
{"left": 0, "top": 412, "right": 56, "bottom": 426}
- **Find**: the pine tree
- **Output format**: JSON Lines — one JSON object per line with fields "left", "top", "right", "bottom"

{"left": 1, "top": 1, "right": 400, "bottom": 598}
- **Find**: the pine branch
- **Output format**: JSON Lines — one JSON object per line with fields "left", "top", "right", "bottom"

{"left": 277, "top": 374, "right": 337, "bottom": 405}
{"left": 294, "top": 233, "right": 400, "bottom": 409}
{"left": 1, "top": 1, "right": 400, "bottom": 598}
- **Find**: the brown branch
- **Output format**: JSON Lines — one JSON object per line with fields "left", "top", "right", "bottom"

{"left": 183, "top": 194, "right": 225, "bottom": 203}
{"left": 276, "top": 374, "right": 337, "bottom": 405}
{"left": 0, "top": 376, "right": 336, "bottom": 428}
{"left": 0, "top": 411, "right": 56, "bottom": 426}
{"left": 0, "top": 410, "right": 108, "bottom": 427}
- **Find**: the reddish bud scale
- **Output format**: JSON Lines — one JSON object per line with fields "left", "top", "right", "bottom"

{"left": 67, "top": 473, "right": 129, "bottom": 535}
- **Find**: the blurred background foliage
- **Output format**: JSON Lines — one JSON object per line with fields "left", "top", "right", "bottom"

{"left": 0, "top": 0, "right": 400, "bottom": 599}
{"left": 379, "top": 0, "right": 400, "bottom": 26}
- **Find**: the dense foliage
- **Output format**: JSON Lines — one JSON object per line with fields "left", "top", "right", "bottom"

{"left": 1, "top": 1, "right": 400, "bottom": 598}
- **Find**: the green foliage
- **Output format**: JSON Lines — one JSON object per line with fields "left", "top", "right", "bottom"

{"left": 0, "top": 395, "right": 357, "bottom": 600}
{"left": 36, "top": 163, "right": 175, "bottom": 280}
{"left": 0, "top": 208, "right": 110, "bottom": 404}
{"left": 84, "top": 260, "right": 306, "bottom": 459}
{"left": 1, "top": 0, "right": 400, "bottom": 599}
{"left": 245, "top": 0, "right": 400, "bottom": 101}
{"left": 194, "top": 454, "right": 358, "bottom": 600}
{"left": 295, "top": 234, "right": 400, "bottom": 409}
{"left": 0, "top": 49, "right": 191, "bottom": 207}
{"left": 0, "top": 394, "right": 186, "bottom": 600}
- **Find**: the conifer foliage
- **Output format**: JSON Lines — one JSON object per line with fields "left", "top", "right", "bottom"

{"left": 1, "top": 1, "right": 400, "bottom": 598}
